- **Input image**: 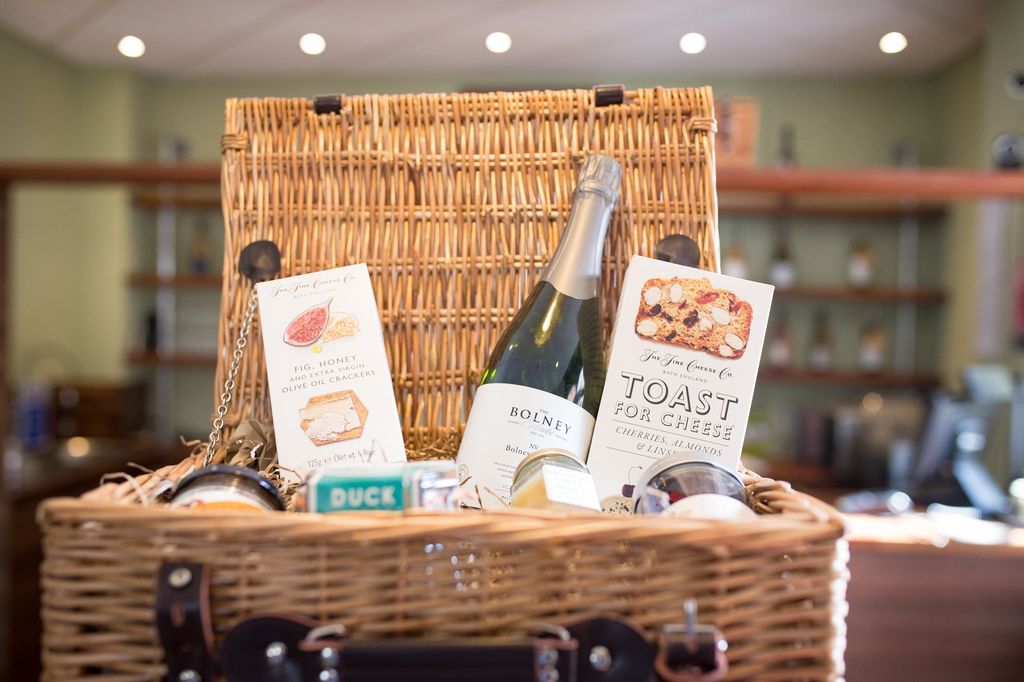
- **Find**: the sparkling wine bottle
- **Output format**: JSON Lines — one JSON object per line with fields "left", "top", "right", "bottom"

{"left": 456, "top": 155, "right": 621, "bottom": 507}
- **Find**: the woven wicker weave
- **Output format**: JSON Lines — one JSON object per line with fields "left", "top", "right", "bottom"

{"left": 214, "top": 87, "right": 720, "bottom": 450}
{"left": 39, "top": 87, "right": 847, "bottom": 681}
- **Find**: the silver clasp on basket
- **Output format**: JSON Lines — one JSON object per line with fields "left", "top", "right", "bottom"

{"left": 532, "top": 624, "right": 571, "bottom": 682}
{"left": 655, "top": 600, "right": 729, "bottom": 682}
{"left": 302, "top": 623, "right": 348, "bottom": 682}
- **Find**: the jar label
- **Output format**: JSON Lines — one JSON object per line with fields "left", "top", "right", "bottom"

{"left": 456, "top": 383, "right": 595, "bottom": 509}
{"left": 541, "top": 464, "right": 601, "bottom": 511}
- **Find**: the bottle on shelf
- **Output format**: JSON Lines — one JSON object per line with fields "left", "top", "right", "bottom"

{"left": 456, "top": 155, "right": 621, "bottom": 508}
{"left": 847, "top": 239, "right": 876, "bottom": 289}
{"left": 14, "top": 380, "right": 53, "bottom": 454}
{"left": 767, "top": 312, "right": 794, "bottom": 369}
{"left": 189, "top": 219, "right": 213, "bottom": 274}
{"left": 776, "top": 123, "right": 798, "bottom": 168}
{"left": 722, "top": 241, "right": 749, "bottom": 279}
{"left": 858, "top": 320, "right": 887, "bottom": 373}
{"left": 144, "top": 310, "right": 159, "bottom": 352}
{"left": 808, "top": 310, "right": 834, "bottom": 372}
{"left": 769, "top": 228, "right": 796, "bottom": 289}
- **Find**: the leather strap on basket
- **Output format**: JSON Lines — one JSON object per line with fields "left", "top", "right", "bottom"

{"left": 154, "top": 561, "right": 727, "bottom": 682}
{"left": 156, "top": 562, "right": 215, "bottom": 682}
{"left": 219, "top": 613, "right": 580, "bottom": 682}
{"left": 216, "top": 613, "right": 688, "bottom": 682}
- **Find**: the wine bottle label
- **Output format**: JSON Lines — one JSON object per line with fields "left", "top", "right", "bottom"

{"left": 456, "top": 383, "right": 596, "bottom": 509}
{"left": 810, "top": 346, "right": 832, "bottom": 370}
{"left": 768, "top": 338, "right": 792, "bottom": 368}
{"left": 770, "top": 262, "right": 795, "bottom": 288}
{"left": 722, "top": 256, "right": 748, "bottom": 280}
{"left": 848, "top": 256, "right": 873, "bottom": 287}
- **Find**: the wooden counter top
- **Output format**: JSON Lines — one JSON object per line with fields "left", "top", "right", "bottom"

{"left": 843, "top": 513, "right": 1024, "bottom": 681}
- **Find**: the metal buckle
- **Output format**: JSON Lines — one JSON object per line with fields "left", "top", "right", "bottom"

{"left": 302, "top": 623, "right": 348, "bottom": 682}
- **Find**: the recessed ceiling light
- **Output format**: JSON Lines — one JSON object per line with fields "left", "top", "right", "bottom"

{"left": 117, "top": 35, "right": 145, "bottom": 59}
{"left": 300, "top": 32, "right": 326, "bottom": 56}
{"left": 679, "top": 32, "right": 707, "bottom": 55}
{"left": 879, "top": 31, "right": 907, "bottom": 54}
{"left": 485, "top": 31, "right": 512, "bottom": 54}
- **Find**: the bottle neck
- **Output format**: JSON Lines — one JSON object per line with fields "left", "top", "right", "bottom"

{"left": 541, "top": 189, "right": 614, "bottom": 299}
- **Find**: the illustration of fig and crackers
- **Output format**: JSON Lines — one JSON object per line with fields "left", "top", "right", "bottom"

{"left": 634, "top": 276, "right": 753, "bottom": 359}
{"left": 283, "top": 299, "right": 359, "bottom": 349}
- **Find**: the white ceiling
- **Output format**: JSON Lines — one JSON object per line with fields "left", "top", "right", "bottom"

{"left": 0, "top": 0, "right": 987, "bottom": 79}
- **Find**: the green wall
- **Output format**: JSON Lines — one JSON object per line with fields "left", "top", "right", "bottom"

{"left": 1, "top": 9, "right": 1021, "bottom": 435}
{"left": 0, "top": 33, "right": 139, "bottom": 387}
{"left": 139, "top": 71, "right": 940, "bottom": 166}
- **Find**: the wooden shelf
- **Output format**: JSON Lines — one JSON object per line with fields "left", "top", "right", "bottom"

{"left": 0, "top": 163, "right": 1023, "bottom": 199}
{"left": 132, "top": 191, "right": 221, "bottom": 210}
{"left": 720, "top": 199, "right": 946, "bottom": 220}
{"left": 759, "top": 368, "right": 941, "bottom": 388}
{"left": 0, "top": 162, "right": 219, "bottom": 184}
{"left": 128, "top": 273, "right": 221, "bottom": 289}
{"left": 717, "top": 167, "right": 1024, "bottom": 198}
{"left": 773, "top": 286, "right": 946, "bottom": 303}
{"left": 127, "top": 351, "right": 217, "bottom": 367}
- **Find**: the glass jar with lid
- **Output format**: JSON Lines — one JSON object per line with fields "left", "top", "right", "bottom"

{"left": 633, "top": 453, "right": 754, "bottom": 519}
{"left": 510, "top": 448, "right": 601, "bottom": 512}
{"left": 169, "top": 464, "right": 285, "bottom": 513}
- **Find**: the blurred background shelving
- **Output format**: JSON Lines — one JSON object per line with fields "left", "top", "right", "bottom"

{"left": 3, "top": 1, "right": 1024, "bottom": 679}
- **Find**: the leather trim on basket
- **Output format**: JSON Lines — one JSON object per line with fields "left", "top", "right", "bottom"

{"left": 593, "top": 84, "right": 626, "bottom": 107}
{"left": 219, "top": 612, "right": 580, "bottom": 682}
{"left": 155, "top": 562, "right": 215, "bottom": 682}
{"left": 313, "top": 94, "right": 345, "bottom": 114}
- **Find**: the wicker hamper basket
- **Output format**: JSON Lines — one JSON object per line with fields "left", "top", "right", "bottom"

{"left": 39, "top": 86, "right": 848, "bottom": 681}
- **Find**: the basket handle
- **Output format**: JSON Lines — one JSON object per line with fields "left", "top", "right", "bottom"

{"left": 215, "top": 611, "right": 725, "bottom": 682}
{"left": 221, "top": 614, "right": 580, "bottom": 681}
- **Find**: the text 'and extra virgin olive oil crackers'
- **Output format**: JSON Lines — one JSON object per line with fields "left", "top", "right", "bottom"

{"left": 256, "top": 264, "right": 407, "bottom": 480}
{"left": 587, "top": 256, "right": 774, "bottom": 504}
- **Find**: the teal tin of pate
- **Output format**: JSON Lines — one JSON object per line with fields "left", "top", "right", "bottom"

{"left": 302, "top": 461, "right": 460, "bottom": 512}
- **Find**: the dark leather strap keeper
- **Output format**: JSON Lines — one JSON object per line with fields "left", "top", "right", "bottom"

{"left": 156, "top": 562, "right": 215, "bottom": 682}
{"left": 313, "top": 94, "right": 344, "bottom": 114}
{"left": 594, "top": 84, "right": 626, "bottom": 107}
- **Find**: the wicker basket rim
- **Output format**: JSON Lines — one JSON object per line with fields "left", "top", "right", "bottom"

{"left": 39, "top": 493, "right": 844, "bottom": 540}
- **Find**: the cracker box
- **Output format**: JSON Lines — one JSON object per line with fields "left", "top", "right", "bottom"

{"left": 255, "top": 264, "right": 407, "bottom": 479}
{"left": 587, "top": 256, "right": 774, "bottom": 502}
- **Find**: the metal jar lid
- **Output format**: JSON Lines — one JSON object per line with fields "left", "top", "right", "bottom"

{"left": 512, "top": 448, "right": 588, "bottom": 485}
{"left": 632, "top": 453, "right": 746, "bottom": 512}
{"left": 172, "top": 464, "right": 286, "bottom": 512}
